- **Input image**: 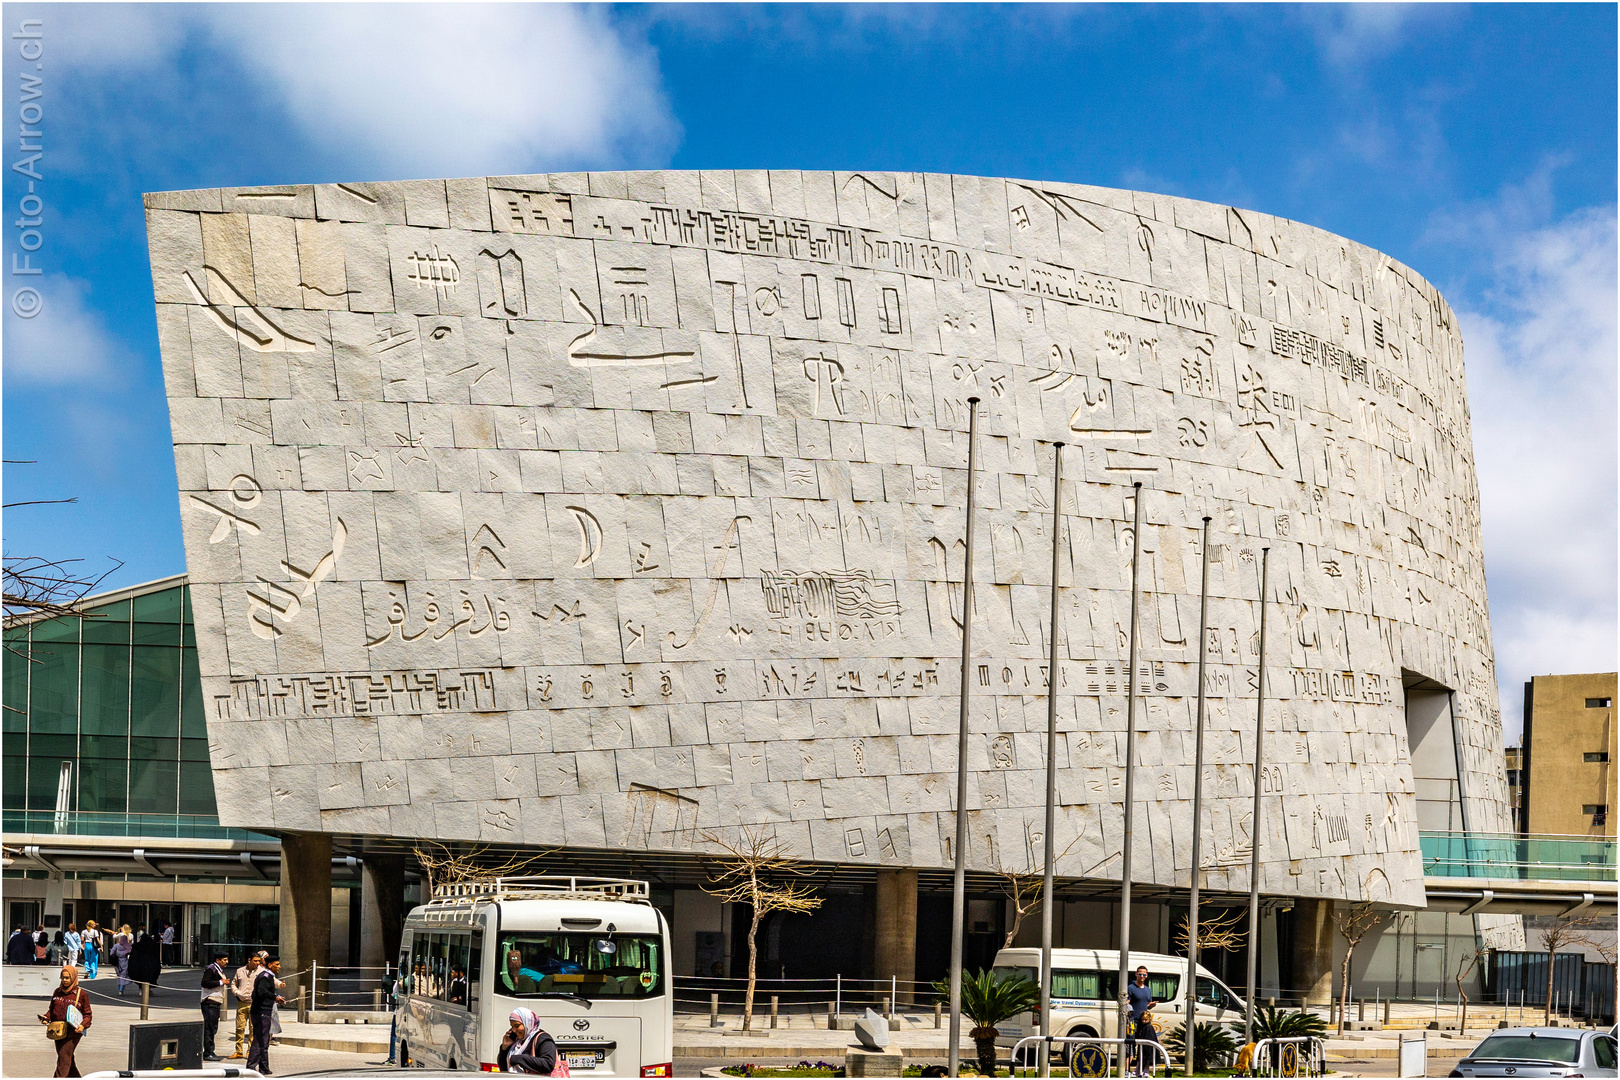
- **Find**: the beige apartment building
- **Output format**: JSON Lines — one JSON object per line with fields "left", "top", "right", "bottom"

{"left": 1521, "top": 673, "right": 1617, "bottom": 836}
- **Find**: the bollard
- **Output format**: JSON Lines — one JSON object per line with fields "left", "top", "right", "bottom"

{"left": 1358, "top": 999, "right": 1365, "bottom": 1022}
{"left": 828, "top": 1000, "right": 835, "bottom": 1028}
{"left": 1384, "top": 997, "right": 1392, "bottom": 1025}
{"left": 710, "top": 992, "right": 720, "bottom": 1028}
{"left": 935, "top": 1001, "right": 943, "bottom": 1029}
{"left": 298, "top": 985, "right": 308, "bottom": 1025}
{"left": 374, "top": 988, "right": 382, "bottom": 1011}
{"left": 1268, "top": 996, "right": 1275, "bottom": 1009}
{"left": 140, "top": 981, "right": 150, "bottom": 1020}
{"left": 883, "top": 996, "right": 891, "bottom": 1019}
{"left": 771, "top": 995, "right": 779, "bottom": 1029}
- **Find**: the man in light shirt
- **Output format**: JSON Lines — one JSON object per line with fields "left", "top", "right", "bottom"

{"left": 228, "top": 952, "right": 261, "bottom": 1059}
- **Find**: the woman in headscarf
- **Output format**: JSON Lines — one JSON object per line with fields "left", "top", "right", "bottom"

{"left": 111, "top": 926, "right": 133, "bottom": 994}
{"left": 37, "top": 963, "right": 91, "bottom": 1077}
{"left": 498, "top": 1007, "right": 558, "bottom": 1074}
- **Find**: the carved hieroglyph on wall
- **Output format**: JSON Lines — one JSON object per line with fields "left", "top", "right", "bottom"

{"left": 147, "top": 172, "right": 1511, "bottom": 907}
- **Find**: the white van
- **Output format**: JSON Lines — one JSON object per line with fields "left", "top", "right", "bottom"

{"left": 397, "top": 877, "right": 672, "bottom": 1076}
{"left": 991, "top": 948, "right": 1246, "bottom": 1064}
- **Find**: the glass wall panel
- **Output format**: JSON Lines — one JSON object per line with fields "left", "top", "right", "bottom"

{"left": 129, "top": 757, "right": 179, "bottom": 815}
{"left": 4, "top": 629, "right": 29, "bottom": 729}
{"left": 80, "top": 735, "right": 128, "bottom": 759}
{"left": 178, "top": 761, "right": 216, "bottom": 815}
{"left": 130, "top": 736, "right": 179, "bottom": 762}
{"left": 78, "top": 757, "right": 129, "bottom": 813}
{"left": 28, "top": 755, "right": 72, "bottom": 810}
{"left": 133, "top": 588, "right": 183, "bottom": 645}
{"left": 181, "top": 588, "right": 196, "bottom": 647}
{"left": 2, "top": 747, "right": 25, "bottom": 809}
{"left": 82, "top": 600, "right": 131, "bottom": 644}
{"left": 180, "top": 649, "right": 204, "bottom": 738}
{"left": 81, "top": 643, "right": 131, "bottom": 735}
{"left": 131, "top": 647, "right": 180, "bottom": 737}
{"left": 27, "top": 640, "right": 78, "bottom": 734}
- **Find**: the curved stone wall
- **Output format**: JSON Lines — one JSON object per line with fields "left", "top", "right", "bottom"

{"left": 147, "top": 171, "right": 1507, "bottom": 906}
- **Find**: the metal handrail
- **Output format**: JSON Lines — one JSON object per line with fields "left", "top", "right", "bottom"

{"left": 1010, "top": 1035, "right": 1171, "bottom": 1077}
{"left": 1250, "top": 1036, "right": 1325, "bottom": 1078}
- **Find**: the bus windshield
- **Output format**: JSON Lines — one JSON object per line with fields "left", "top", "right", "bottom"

{"left": 496, "top": 933, "right": 664, "bottom": 1000}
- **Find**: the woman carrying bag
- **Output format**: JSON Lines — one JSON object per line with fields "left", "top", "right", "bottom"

{"left": 499, "top": 1007, "right": 563, "bottom": 1075}
{"left": 38, "top": 964, "right": 91, "bottom": 1077}
{"left": 81, "top": 923, "right": 100, "bottom": 980}
{"left": 111, "top": 926, "right": 133, "bottom": 994}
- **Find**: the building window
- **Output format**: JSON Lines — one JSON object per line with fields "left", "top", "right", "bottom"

{"left": 1585, "top": 697, "right": 1612, "bottom": 708}
{"left": 1585, "top": 752, "right": 1611, "bottom": 763}
{"left": 1506, "top": 769, "right": 1520, "bottom": 785}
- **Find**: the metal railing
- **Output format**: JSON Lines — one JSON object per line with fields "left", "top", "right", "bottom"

{"left": 1251, "top": 1036, "right": 1326, "bottom": 1078}
{"left": 1420, "top": 831, "right": 1617, "bottom": 882}
{"left": 1, "top": 809, "right": 274, "bottom": 842}
{"left": 1009, "top": 1035, "right": 1170, "bottom": 1077}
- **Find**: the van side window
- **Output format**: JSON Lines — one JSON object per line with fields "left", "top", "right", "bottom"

{"left": 1052, "top": 969, "right": 1105, "bottom": 1000}
{"left": 449, "top": 933, "right": 470, "bottom": 1006}
{"left": 1195, "top": 977, "right": 1232, "bottom": 1009}
{"left": 468, "top": 927, "right": 482, "bottom": 986}
{"left": 1147, "top": 973, "right": 1179, "bottom": 1003}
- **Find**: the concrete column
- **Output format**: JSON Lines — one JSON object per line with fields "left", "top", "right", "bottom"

{"left": 1291, "top": 898, "right": 1336, "bottom": 1005}
{"left": 278, "top": 833, "right": 332, "bottom": 1009}
{"left": 359, "top": 856, "right": 405, "bottom": 972}
{"left": 874, "top": 869, "right": 917, "bottom": 1004}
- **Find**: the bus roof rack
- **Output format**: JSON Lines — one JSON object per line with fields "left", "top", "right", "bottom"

{"left": 427, "top": 876, "right": 652, "bottom": 904}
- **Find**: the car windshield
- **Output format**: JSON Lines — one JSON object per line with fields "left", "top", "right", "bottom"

{"left": 1470, "top": 1036, "right": 1581, "bottom": 1063}
{"left": 496, "top": 933, "right": 664, "bottom": 1000}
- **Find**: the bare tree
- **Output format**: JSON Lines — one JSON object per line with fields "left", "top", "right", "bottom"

{"left": 2, "top": 462, "right": 122, "bottom": 630}
{"left": 1453, "top": 945, "right": 1490, "bottom": 1033}
{"left": 1173, "top": 909, "right": 1249, "bottom": 956}
{"left": 699, "top": 825, "right": 824, "bottom": 1031}
{"left": 411, "top": 842, "right": 551, "bottom": 898}
{"left": 993, "top": 834, "right": 1082, "bottom": 949}
{"left": 1537, "top": 914, "right": 1611, "bottom": 1024}
{"left": 1332, "top": 902, "right": 1388, "bottom": 1035}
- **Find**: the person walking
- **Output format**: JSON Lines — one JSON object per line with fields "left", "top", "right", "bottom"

{"left": 246, "top": 956, "right": 285, "bottom": 1076}
{"left": 81, "top": 923, "right": 100, "bottom": 979}
{"left": 37, "top": 963, "right": 91, "bottom": 1077}
{"left": 160, "top": 922, "right": 176, "bottom": 967}
{"left": 200, "top": 949, "right": 229, "bottom": 1062}
{"left": 498, "top": 1007, "right": 559, "bottom": 1074}
{"left": 7, "top": 925, "right": 32, "bottom": 965}
{"left": 111, "top": 926, "right": 133, "bottom": 994}
{"left": 229, "top": 952, "right": 261, "bottom": 1059}
{"left": 63, "top": 925, "right": 81, "bottom": 970}
{"left": 35, "top": 924, "right": 49, "bottom": 963}
{"left": 128, "top": 927, "right": 162, "bottom": 990}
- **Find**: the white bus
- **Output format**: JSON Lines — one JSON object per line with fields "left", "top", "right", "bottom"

{"left": 396, "top": 876, "right": 673, "bottom": 1076}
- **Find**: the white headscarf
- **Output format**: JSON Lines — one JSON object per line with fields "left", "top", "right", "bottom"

{"left": 508, "top": 1007, "right": 545, "bottom": 1072}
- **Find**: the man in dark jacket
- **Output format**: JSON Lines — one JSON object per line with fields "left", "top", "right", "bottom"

{"left": 128, "top": 930, "right": 162, "bottom": 986}
{"left": 200, "top": 949, "right": 229, "bottom": 1062}
{"left": 6, "top": 926, "right": 32, "bottom": 965}
{"left": 246, "top": 957, "right": 284, "bottom": 1075}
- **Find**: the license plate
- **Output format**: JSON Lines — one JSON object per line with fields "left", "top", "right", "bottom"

{"left": 565, "top": 1053, "right": 601, "bottom": 1070}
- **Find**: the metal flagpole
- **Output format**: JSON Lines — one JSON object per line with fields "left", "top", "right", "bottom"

{"left": 948, "top": 397, "right": 982, "bottom": 1079}
{"left": 1184, "top": 516, "right": 1213, "bottom": 1076}
{"left": 1243, "top": 547, "right": 1271, "bottom": 1049}
{"left": 1115, "top": 482, "right": 1145, "bottom": 1078}
{"left": 1040, "top": 443, "right": 1065, "bottom": 1080}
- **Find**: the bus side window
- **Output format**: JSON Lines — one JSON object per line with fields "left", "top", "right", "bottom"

{"left": 468, "top": 927, "right": 482, "bottom": 986}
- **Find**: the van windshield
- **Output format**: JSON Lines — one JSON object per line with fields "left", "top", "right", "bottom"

{"left": 496, "top": 933, "right": 664, "bottom": 1000}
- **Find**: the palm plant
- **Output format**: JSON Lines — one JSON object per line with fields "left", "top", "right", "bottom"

{"left": 1238, "top": 1005, "right": 1327, "bottom": 1074}
{"left": 1165, "top": 1021, "right": 1239, "bottom": 1073}
{"left": 932, "top": 969, "right": 1039, "bottom": 1077}
{"left": 1246, "top": 1004, "right": 1326, "bottom": 1041}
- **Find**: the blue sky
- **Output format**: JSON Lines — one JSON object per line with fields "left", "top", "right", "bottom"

{"left": 2, "top": 3, "right": 1614, "bottom": 740}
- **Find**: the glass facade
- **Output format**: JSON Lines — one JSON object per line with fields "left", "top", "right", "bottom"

{"left": 3, "top": 580, "right": 220, "bottom": 830}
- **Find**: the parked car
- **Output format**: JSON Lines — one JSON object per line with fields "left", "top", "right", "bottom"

{"left": 1449, "top": 1027, "right": 1618, "bottom": 1078}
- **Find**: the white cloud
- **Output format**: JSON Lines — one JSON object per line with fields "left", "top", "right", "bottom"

{"left": 1299, "top": 4, "right": 1445, "bottom": 67}
{"left": 2, "top": 274, "right": 130, "bottom": 385}
{"left": 1441, "top": 200, "right": 1618, "bottom": 742}
{"left": 55, "top": 4, "right": 677, "bottom": 177}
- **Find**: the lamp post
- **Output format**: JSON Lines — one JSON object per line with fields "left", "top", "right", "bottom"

{"left": 947, "top": 397, "right": 982, "bottom": 1078}
{"left": 1114, "top": 482, "right": 1145, "bottom": 1078}
{"left": 1184, "top": 515, "right": 1213, "bottom": 1076}
{"left": 1243, "top": 547, "right": 1271, "bottom": 1048}
{"left": 1039, "top": 443, "right": 1065, "bottom": 1079}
